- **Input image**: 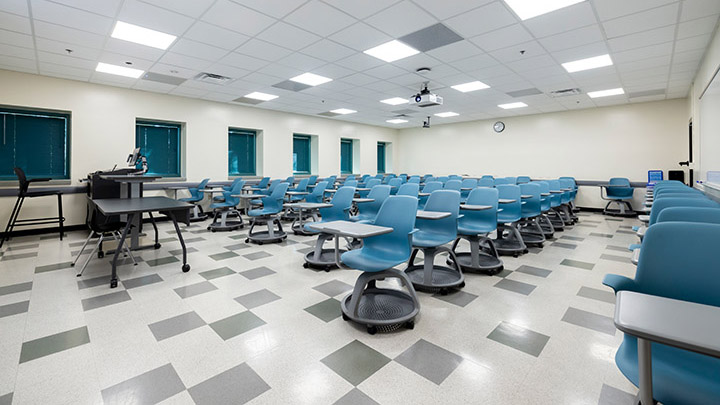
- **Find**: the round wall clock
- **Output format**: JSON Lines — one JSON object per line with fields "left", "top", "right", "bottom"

{"left": 493, "top": 121, "right": 505, "bottom": 133}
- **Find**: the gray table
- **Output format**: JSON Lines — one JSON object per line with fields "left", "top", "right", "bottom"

{"left": 284, "top": 202, "right": 332, "bottom": 233}
{"left": 353, "top": 198, "right": 374, "bottom": 203}
{"left": 99, "top": 174, "right": 161, "bottom": 250}
{"left": 307, "top": 220, "right": 393, "bottom": 267}
{"left": 416, "top": 210, "right": 451, "bottom": 220}
{"left": 460, "top": 204, "right": 491, "bottom": 211}
{"left": 286, "top": 191, "right": 308, "bottom": 196}
{"left": 614, "top": 291, "right": 720, "bottom": 405}
{"left": 92, "top": 196, "right": 192, "bottom": 288}
{"left": 498, "top": 199, "right": 517, "bottom": 204}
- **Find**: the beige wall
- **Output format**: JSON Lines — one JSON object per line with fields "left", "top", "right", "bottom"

{"left": 691, "top": 24, "right": 720, "bottom": 182}
{"left": 0, "top": 69, "right": 397, "bottom": 228}
{"left": 395, "top": 99, "right": 689, "bottom": 208}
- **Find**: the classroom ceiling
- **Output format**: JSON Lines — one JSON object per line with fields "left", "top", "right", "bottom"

{"left": 0, "top": 0, "right": 718, "bottom": 128}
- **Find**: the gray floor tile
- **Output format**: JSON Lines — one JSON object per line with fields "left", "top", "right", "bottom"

{"left": 605, "top": 218, "right": 624, "bottom": 222}
{"left": 560, "top": 259, "right": 595, "bottom": 270}
{"left": 19, "top": 326, "right": 90, "bottom": 363}
{"left": 168, "top": 246, "right": 198, "bottom": 255}
{"left": 77, "top": 275, "right": 111, "bottom": 290}
{"left": 199, "top": 266, "right": 236, "bottom": 280}
{"left": 561, "top": 307, "right": 616, "bottom": 336}
{"left": 551, "top": 242, "right": 577, "bottom": 250}
{"left": 5, "top": 243, "right": 39, "bottom": 251}
{"left": 228, "top": 234, "right": 248, "bottom": 240}
{"left": 321, "top": 340, "right": 391, "bottom": 386}
{"left": 148, "top": 311, "right": 206, "bottom": 341}
{"left": 280, "top": 238, "right": 298, "bottom": 245}
{"left": 33, "top": 261, "right": 71, "bottom": 273}
{"left": 0, "top": 393, "right": 12, "bottom": 405}
{"left": 583, "top": 220, "right": 602, "bottom": 224}
{"left": 183, "top": 237, "right": 206, "bottom": 244}
{"left": 616, "top": 230, "right": 636, "bottom": 235}
{"left": 313, "top": 279, "right": 353, "bottom": 297}
{"left": 598, "top": 384, "right": 636, "bottom": 405}
{"left": 297, "top": 247, "right": 314, "bottom": 255}
{"left": 243, "top": 251, "right": 271, "bottom": 261}
{"left": 606, "top": 245, "right": 631, "bottom": 253}
{"left": 589, "top": 232, "right": 614, "bottom": 238}
{"left": 188, "top": 363, "right": 270, "bottom": 405}
{"left": 39, "top": 233, "right": 63, "bottom": 240}
{"left": 174, "top": 281, "right": 218, "bottom": 299}
{"left": 618, "top": 225, "right": 633, "bottom": 229}
{"left": 514, "top": 265, "right": 552, "bottom": 278}
{"left": 304, "top": 298, "right": 341, "bottom": 322}
{"left": 494, "top": 269, "right": 513, "bottom": 278}
{"left": 486, "top": 322, "right": 549, "bottom": 357}
{"left": 560, "top": 235, "right": 585, "bottom": 241}
{"left": 209, "top": 311, "right": 266, "bottom": 340}
{"left": 0, "top": 300, "right": 29, "bottom": 318}
{"left": 432, "top": 290, "right": 478, "bottom": 307}
{"left": 146, "top": 256, "right": 180, "bottom": 267}
{"left": 210, "top": 251, "right": 239, "bottom": 261}
{"left": 599, "top": 253, "right": 631, "bottom": 263}
{"left": 575, "top": 224, "right": 597, "bottom": 228}
{"left": 0, "top": 281, "right": 32, "bottom": 296}
{"left": 235, "top": 289, "right": 281, "bottom": 309}
{"left": 494, "top": 278, "right": 536, "bottom": 295}
{"left": 577, "top": 286, "right": 615, "bottom": 304}
{"left": 82, "top": 290, "right": 132, "bottom": 311}
{"left": 1, "top": 252, "right": 38, "bottom": 261}
{"left": 239, "top": 266, "right": 276, "bottom": 280}
{"left": 122, "top": 274, "right": 163, "bottom": 289}
{"left": 224, "top": 243, "right": 251, "bottom": 251}
{"left": 394, "top": 339, "right": 463, "bottom": 385}
{"left": 157, "top": 237, "right": 178, "bottom": 243}
{"left": 101, "top": 363, "right": 185, "bottom": 405}
{"left": 68, "top": 240, "right": 90, "bottom": 247}
{"left": 334, "top": 389, "right": 379, "bottom": 405}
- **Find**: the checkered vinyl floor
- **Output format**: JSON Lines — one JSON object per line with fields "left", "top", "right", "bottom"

{"left": 0, "top": 212, "right": 641, "bottom": 404}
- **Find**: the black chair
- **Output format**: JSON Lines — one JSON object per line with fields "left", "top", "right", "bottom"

{"left": 1, "top": 167, "right": 64, "bottom": 248}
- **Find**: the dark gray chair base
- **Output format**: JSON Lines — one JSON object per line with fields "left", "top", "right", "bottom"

{"left": 449, "top": 235, "right": 503, "bottom": 274}
{"left": 494, "top": 223, "right": 527, "bottom": 256}
{"left": 538, "top": 214, "right": 556, "bottom": 238}
{"left": 188, "top": 205, "right": 208, "bottom": 222}
{"left": 207, "top": 209, "right": 244, "bottom": 232}
{"left": 246, "top": 215, "right": 286, "bottom": 244}
{"left": 304, "top": 233, "right": 342, "bottom": 270}
{"left": 519, "top": 217, "right": 546, "bottom": 247}
{"left": 604, "top": 200, "right": 636, "bottom": 217}
{"left": 405, "top": 246, "right": 465, "bottom": 293}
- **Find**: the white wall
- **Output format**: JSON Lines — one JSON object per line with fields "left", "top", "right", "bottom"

{"left": 0, "top": 69, "right": 397, "bottom": 228}
{"left": 691, "top": 24, "right": 720, "bottom": 182}
{"left": 395, "top": 99, "right": 689, "bottom": 208}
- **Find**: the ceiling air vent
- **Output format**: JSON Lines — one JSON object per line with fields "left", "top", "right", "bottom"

{"left": 549, "top": 88, "right": 582, "bottom": 97}
{"left": 193, "top": 72, "right": 232, "bottom": 84}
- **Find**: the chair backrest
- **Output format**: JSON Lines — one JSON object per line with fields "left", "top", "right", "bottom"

{"left": 190, "top": 178, "right": 210, "bottom": 199}
{"left": 226, "top": 177, "right": 243, "bottom": 190}
{"left": 657, "top": 207, "right": 720, "bottom": 224}
{"left": 493, "top": 178, "right": 510, "bottom": 186}
{"left": 222, "top": 179, "right": 246, "bottom": 206}
{"left": 460, "top": 178, "right": 477, "bottom": 189}
{"left": 477, "top": 177, "right": 494, "bottom": 187}
{"left": 285, "top": 176, "right": 295, "bottom": 184}
{"left": 648, "top": 197, "right": 718, "bottom": 225}
{"left": 365, "top": 178, "right": 381, "bottom": 189}
{"left": 307, "top": 175, "right": 318, "bottom": 185}
{"left": 558, "top": 178, "right": 572, "bottom": 203}
{"left": 359, "top": 174, "right": 370, "bottom": 183}
{"left": 408, "top": 176, "right": 420, "bottom": 184}
{"left": 422, "top": 181, "right": 443, "bottom": 193}
{"left": 654, "top": 188, "right": 703, "bottom": 197}
{"left": 14, "top": 167, "right": 29, "bottom": 195}
{"left": 516, "top": 176, "right": 531, "bottom": 184}
{"left": 418, "top": 190, "right": 461, "bottom": 241}
{"left": 546, "top": 179, "right": 562, "bottom": 207}
{"left": 261, "top": 182, "right": 290, "bottom": 212}
{"left": 267, "top": 179, "right": 282, "bottom": 193}
{"left": 362, "top": 196, "right": 418, "bottom": 264}
{"left": 519, "top": 183, "right": 541, "bottom": 217}
{"left": 460, "top": 187, "right": 498, "bottom": 233}
{"left": 437, "top": 176, "right": 449, "bottom": 184}
{"left": 559, "top": 176, "right": 577, "bottom": 189}
{"left": 444, "top": 179, "right": 462, "bottom": 191}
{"left": 448, "top": 175, "right": 462, "bottom": 181}
{"left": 345, "top": 175, "right": 355, "bottom": 182}
{"left": 534, "top": 181, "right": 552, "bottom": 211}
{"left": 305, "top": 181, "right": 328, "bottom": 203}
{"left": 496, "top": 184, "right": 522, "bottom": 222}
{"left": 326, "top": 176, "right": 337, "bottom": 186}
{"left": 358, "top": 185, "right": 391, "bottom": 220}
{"left": 636, "top": 222, "right": 720, "bottom": 307}
{"left": 397, "top": 183, "right": 419, "bottom": 197}
{"left": 425, "top": 176, "right": 436, "bottom": 183}
{"left": 399, "top": 174, "right": 407, "bottom": 182}
{"left": 257, "top": 177, "right": 270, "bottom": 188}
{"left": 388, "top": 178, "right": 402, "bottom": 188}
{"left": 295, "top": 178, "right": 309, "bottom": 192}
{"left": 345, "top": 180, "right": 358, "bottom": 188}
{"left": 609, "top": 177, "right": 631, "bottom": 186}
{"left": 319, "top": 186, "right": 355, "bottom": 221}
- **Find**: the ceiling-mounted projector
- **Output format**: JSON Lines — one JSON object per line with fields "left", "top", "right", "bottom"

{"left": 411, "top": 83, "right": 443, "bottom": 107}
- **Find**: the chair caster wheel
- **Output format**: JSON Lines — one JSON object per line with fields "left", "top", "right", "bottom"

{"left": 459, "top": 282, "right": 465, "bottom": 288}
{"left": 207, "top": 227, "right": 211, "bottom": 230}
{"left": 98, "top": 251, "right": 105, "bottom": 258}
{"left": 405, "top": 320, "right": 414, "bottom": 330}
{"left": 211, "top": 229, "right": 216, "bottom": 233}
{"left": 440, "top": 288, "right": 449, "bottom": 296}
{"left": 303, "top": 263, "right": 309, "bottom": 268}
{"left": 182, "top": 264, "right": 190, "bottom": 272}
{"left": 70, "top": 263, "right": 75, "bottom": 267}
{"left": 258, "top": 242, "right": 263, "bottom": 245}
{"left": 367, "top": 326, "right": 377, "bottom": 335}
{"left": 110, "top": 279, "right": 118, "bottom": 288}
{"left": 513, "top": 254, "right": 519, "bottom": 258}
{"left": 523, "top": 249, "right": 529, "bottom": 254}
{"left": 324, "top": 268, "right": 330, "bottom": 272}
{"left": 245, "top": 239, "right": 250, "bottom": 243}
{"left": 342, "top": 313, "right": 349, "bottom": 321}
{"left": 155, "top": 243, "right": 161, "bottom": 249}
{"left": 538, "top": 243, "right": 543, "bottom": 248}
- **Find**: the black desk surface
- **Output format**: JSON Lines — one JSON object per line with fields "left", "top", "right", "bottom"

{"left": 99, "top": 175, "right": 161, "bottom": 182}
{"left": 93, "top": 197, "right": 192, "bottom": 216}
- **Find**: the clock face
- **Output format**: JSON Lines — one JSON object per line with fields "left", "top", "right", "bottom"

{"left": 494, "top": 121, "right": 505, "bottom": 133}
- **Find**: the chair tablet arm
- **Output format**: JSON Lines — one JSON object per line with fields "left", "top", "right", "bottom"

{"left": 27, "top": 177, "right": 52, "bottom": 183}
{"left": 602, "top": 274, "right": 637, "bottom": 293}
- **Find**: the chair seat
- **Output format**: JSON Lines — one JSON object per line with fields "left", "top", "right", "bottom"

{"left": 210, "top": 202, "right": 234, "bottom": 209}
{"left": 628, "top": 243, "right": 641, "bottom": 251}
{"left": 458, "top": 224, "right": 495, "bottom": 235}
{"left": 179, "top": 197, "right": 202, "bottom": 203}
{"left": 248, "top": 208, "right": 279, "bottom": 217}
{"left": 341, "top": 249, "right": 406, "bottom": 272}
{"left": 616, "top": 337, "right": 720, "bottom": 405}
{"left": 412, "top": 231, "right": 455, "bottom": 248}
{"left": 249, "top": 199, "right": 262, "bottom": 205}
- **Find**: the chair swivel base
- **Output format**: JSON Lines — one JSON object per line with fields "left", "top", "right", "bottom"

{"left": 207, "top": 211, "right": 244, "bottom": 232}
{"left": 341, "top": 270, "right": 419, "bottom": 335}
{"left": 292, "top": 223, "right": 317, "bottom": 236}
{"left": 494, "top": 224, "right": 527, "bottom": 256}
{"left": 188, "top": 205, "right": 208, "bottom": 222}
{"left": 448, "top": 236, "right": 503, "bottom": 274}
{"left": 304, "top": 248, "right": 344, "bottom": 270}
{"left": 518, "top": 218, "right": 546, "bottom": 247}
{"left": 246, "top": 216, "right": 286, "bottom": 244}
{"left": 404, "top": 247, "right": 464, "bottom": 293}
{"left": 603, "top": 200, "right": 636, "bottom": 217}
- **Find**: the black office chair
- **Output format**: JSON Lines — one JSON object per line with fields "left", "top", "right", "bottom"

{"left": 1, "top": 167, "right": 65, "bottom": 249}
{"left": 72, "top": 200, "right": 136, "bottom": 276}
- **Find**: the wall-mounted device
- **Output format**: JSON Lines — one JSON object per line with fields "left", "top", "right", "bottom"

{"left": 423, "top": 116, "right": 431, "bottom": 128}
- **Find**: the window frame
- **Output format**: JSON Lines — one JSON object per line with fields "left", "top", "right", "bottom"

{"left": 135, "top": 119, "right": 182, "bottom": 178}
{"left": 292, "top": 134, "right": 312, "bottom": 175}
{"left": 377, "top": 141, "right": 386, "bottom": 174}
{"left": 340, "top": 138, "right": 353, "bottom": 175}
{"left": 228, "top": 127, "right": 257, "bottom": 176}
{"left": 0, "top": 106, "right": 71, "bottom": 181}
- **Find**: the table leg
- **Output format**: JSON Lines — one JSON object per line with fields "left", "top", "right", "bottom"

{"left": 334, "top": 235, "right": 342, "bottom": 267}
{"left": 168, "top": 212, "right": 189, "bottom": 272}
{"left": 112, "top": 214, "right": 134, "bottom": 288}
{"left": 637, "top": 338, "right": 654, "bottom": 405}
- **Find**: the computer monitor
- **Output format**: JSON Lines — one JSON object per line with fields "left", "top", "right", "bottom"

{"left": 127, "top": 148, "right": 141, "bottom": 167}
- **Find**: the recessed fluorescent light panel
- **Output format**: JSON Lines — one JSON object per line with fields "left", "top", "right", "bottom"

{"left": 451, "top": 81, "right": 490, "bottom": 93}
{"left": 386, "top": 119, "right": 408, "bottom": 124}
{"left": 111, "top": 21, "right": 177, "bottom": 50}
{"left": 498, "top": 102, "right": 528, "bottom": 109}
{"left": 330, "top": 108, "right": 356, "bottom": 115}
{"left": 435, "top": 112, "right": 459, "bottom": 117}
{"left": 96, "top": 62, "right": 144, "bottom": 78}
{"left": 290, "top": 73, "right": 332, "bottom": 86}
{"left": 587, "top": 88, "right": 624, "bottom": 98}
{"left": 381, "top": 97, "right": 409, "bottom": 105}
{"left": 562, "top": 54, "right": 613, "bottom": 73}
{"left": 503, "top": 0, "right": 585, "bottom": 20}
{"left": 245, "top": 92, "right": 278, "bottom": 101}
{"left": 364, "top": 40, "right": 419, "bottom": 62}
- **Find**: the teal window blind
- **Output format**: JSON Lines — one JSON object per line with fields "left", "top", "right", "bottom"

{"left": 228, "top": 128, "right": 256, "bottom": 176}
{"left": 340, "top": 139, "right": 353, "bottom": 174}
{"left": 135, "top": 120, "right": 181, "bottom": 177}
{"left": 0, "top": 107, "right": 70, "bottom": 180}
{"left": 293, "top": 134, "right": 311, "bottom": 174}
{"left": 377, "top": 142, "right": 386, "bottom": 174}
